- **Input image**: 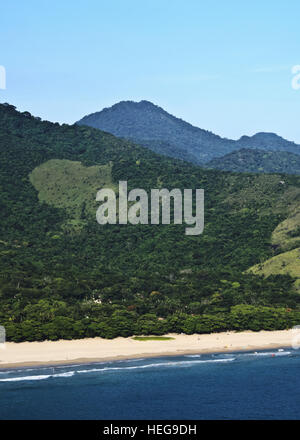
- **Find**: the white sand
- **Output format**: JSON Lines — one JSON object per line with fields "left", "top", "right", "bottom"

{"left": 0, "top": 330, "right": 296, "bottom": 368}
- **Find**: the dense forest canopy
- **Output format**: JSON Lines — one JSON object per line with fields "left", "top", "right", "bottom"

{"left": 206, "top": 148, "right": 300, "bottom": 175}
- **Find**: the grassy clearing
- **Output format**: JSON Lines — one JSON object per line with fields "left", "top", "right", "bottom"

{"left": 29, "top": 159, "right": 116, "bottom": 222}
{"left": 248, "top": 247, "right": 300, "bottom": 290}
{"left": 272, "top": 206, "right": 300, "bottom": 251}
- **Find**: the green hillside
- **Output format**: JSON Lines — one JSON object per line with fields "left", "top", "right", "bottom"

{"left": 206, "top": 148, "right": 300, "bottom": 175}
{"left": 1, "top": 103, "right": 300, "bottom": 341}
{"left": 29, "top": 159, "right": 115, "bottom": 229}
{"left": 248, "top": 200, "right": 300, "bottom": 291}
{"left": 248, "top": 248, "right": 300, "bottom": 291}
{"left": 271, "top": 204, "right": 300, "bottom": 251}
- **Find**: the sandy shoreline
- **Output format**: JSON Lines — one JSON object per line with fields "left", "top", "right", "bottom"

{"left": 0, "top": 330, "right": 296, "bottom": 369}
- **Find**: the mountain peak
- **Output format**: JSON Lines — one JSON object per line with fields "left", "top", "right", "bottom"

{"left": 238, "top": 131, "right": 297, "bottom": 151}
{"left": 77, "top": 101, "right": 300, "bottom": 163}
{"left": 76, "top": 100, "right": 230, "bottom": 163}
{"left": 100, "top": 100, "right": 162, "bottom": 113}
{"left": 239, "top": 132, "right": 284, "bottom": 141}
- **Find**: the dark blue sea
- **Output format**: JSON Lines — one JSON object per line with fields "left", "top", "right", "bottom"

{"left": 1, "top": 348, "right": 300, "bottom": 420}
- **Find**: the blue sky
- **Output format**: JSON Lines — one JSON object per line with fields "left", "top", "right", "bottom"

{"left": 1, "top": 0, "right": 300, "bottom": 142}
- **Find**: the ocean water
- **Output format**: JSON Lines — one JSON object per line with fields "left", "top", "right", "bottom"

{"left": 0, "top": 348, "right": 300, "bottom": 420}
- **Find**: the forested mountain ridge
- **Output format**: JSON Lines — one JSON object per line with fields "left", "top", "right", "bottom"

{"left": 77, "top": 100, "right": 300, "bottom": 164}
{"left": 1, "top": 102, "right": 300, "bottom": 342}
{"left": 206, "top": 148, "right": 300, "bottom": 175}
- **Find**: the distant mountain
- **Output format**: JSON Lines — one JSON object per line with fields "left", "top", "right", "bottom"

{"left": 77, "top": 100, "right": 300, "bottom": 163}
{"left": 77, "top": 100, "right": 232, "bottom": 163}
{"left": 237, "top": 132, "right": 300, "bottom": 153}
{"left": 206, "top": 148, "right": 300, "bottom": 175}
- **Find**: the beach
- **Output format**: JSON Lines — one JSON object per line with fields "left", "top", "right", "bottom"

{"left": 0, "top": 329, "right": 296, "bottom": 369}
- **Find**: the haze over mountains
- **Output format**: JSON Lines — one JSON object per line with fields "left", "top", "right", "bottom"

{"left": 77, "top": 100, "right": 300, "bottom": 170}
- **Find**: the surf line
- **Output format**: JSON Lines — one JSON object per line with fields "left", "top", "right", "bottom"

{"left": 96, "top": 181, "right": 204, "bottom": 235}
